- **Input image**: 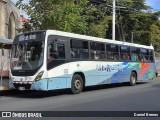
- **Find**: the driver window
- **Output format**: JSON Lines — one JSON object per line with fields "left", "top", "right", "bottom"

{"left": 48, "top": 40, "right": 55, "bottom": 62}
{"left": 47, "top": 36, "right": 65, "bottom": 62}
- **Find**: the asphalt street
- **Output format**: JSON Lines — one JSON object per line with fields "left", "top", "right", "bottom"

{"left": 0, "top": 78, "right": 160, "bottom": 119}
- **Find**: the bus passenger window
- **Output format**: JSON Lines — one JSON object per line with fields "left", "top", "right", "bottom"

{"left": 57, "top": 43, "right": 65, "bottom": 59}
{"left": 149, "top": 50, "right": 154, "bottom": 62}
{"left": 94, "top": 51, "right": 100, "bottom": 60}
{"left": 48, "top": 53, "right": 55, "bottom": 62}
{"left": 70, "top": 39, "right": 89, "bottom": 59}
{"left": 113, "top": 54, "right": 118, "bottom": 60}
{"left": 131, "top": 54, "right": 137, "bottom": 61}
{"left": 47, "top": 37, "right": 65, "bottom": 62}
{"left": 106, "top": 44, "right": 119, "bottom": 61}
{"left": 130, "top": 47, "right": 140, "bottom": 62}
{"left": 120, "top": 46, "right": 130, "bottom": 61}
{"left": 70, "top": 50, "right": 75, "bottom": 58}
{"left": 47, "top": 40, "right": 54, "bottom": 62}
{"left": 140, "top": 48, "right": 148, "bottom": 62}
{"left": 106, "top": 53, "right": 113, "bottom": 60}
{"left": 90, "top": 42, "right": 105, "bottom": 60}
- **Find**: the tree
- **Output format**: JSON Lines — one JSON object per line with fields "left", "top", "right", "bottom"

{"left": 150, "top": 20, "right": 160, "bottom": 51}
{"left": 104, "top": 0, "right": 160, "bottom": 46}
{"left": 16, "top": 0, "right": 88, "bottom": 34}
{"left": 17, "top": 0, "right": 112, "bottom": 38}
{"left": 17, "top": 0, "right": 160, "bottom": 48}
{"left": 83, "top": 3, "right": 112, "bottom": 37}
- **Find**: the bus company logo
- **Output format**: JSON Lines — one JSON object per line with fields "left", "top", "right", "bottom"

{"left": 96, "top": 64, "right": 123, "bottom": 72}
{"left": 2, "top": 112, "right": 11, "bottom": 117}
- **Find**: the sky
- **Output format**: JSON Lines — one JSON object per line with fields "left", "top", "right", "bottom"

{"left": 146, "top": 0, "right": 160, "bottom": 11}
{"left": 11, "top": 0, "right": 160, "bottom": 18}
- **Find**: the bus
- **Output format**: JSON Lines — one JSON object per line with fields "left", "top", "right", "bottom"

{"left": 9, "top": 30, "right": 156, "bottom": 94}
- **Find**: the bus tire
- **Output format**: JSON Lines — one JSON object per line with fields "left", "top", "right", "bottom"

{"left": 71, "top": 74, "right": 83, "bottom": 94}
{"left": 129, "top": 72, "right": 137, "bottom": 86}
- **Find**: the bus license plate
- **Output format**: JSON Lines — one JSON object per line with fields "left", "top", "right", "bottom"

{"left": 18, "top": 87, "right": 25, "bottom": 91}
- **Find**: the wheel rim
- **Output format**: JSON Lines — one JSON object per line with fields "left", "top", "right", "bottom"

{"left": 131, "top": 76, "right": 136, "bottom": 83}
{"left": 74, "top": 79, "right": 81, "bottom": 90}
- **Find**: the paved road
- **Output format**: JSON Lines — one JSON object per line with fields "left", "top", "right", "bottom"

{"left": 1, "top": 78, "right": 160, "bottom": 111}
{"left": 0, "top": 78, "right": 160, "bottom": 119}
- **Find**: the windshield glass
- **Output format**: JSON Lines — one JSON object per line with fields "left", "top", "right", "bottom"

{"left": 11, "top": 41, "right": 44, "bottom": 70}
{"left": 11, "top": 32, "right": 45, "bottom": 71}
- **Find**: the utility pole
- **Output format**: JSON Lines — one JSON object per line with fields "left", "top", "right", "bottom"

{"left": 112, "top": 0, "right": 116, "bottom": 41}
{"left": 131, "top": 32, "right": 134, "bottom": 43}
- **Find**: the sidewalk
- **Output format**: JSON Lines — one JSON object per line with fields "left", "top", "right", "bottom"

{"left": 0, "top": 77, "right": 12, "bottom": 90}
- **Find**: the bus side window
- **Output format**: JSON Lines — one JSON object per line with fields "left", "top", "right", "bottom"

{"left": 90, "top": 42, "right": 105, "bottom": 60}
{"left": 137, "top": 55, "right": 141, "bottom": 61}
{"left": 106, "top": 44, "right": 119, "bottom": 61}
{"left": 70, "top": 50, "right": 75, "bottom": 58}
{"left": 57, "top": 43, "right": 65, "bottom": 59}
{"left": 140, "top": 48, "right": 148, "bottom": 62}
{"left": 70, "top": 39, "right": 89, "bottom": 59}
{"left": 131, "top": 54, "right": 137, "bottom": 61}
{"left": 47, "top": 40, "right": 54, "bottom": 62}
{"left": 120, "top": 46, "right": 130, "bottom": 61}
{"left": 131, "top": 47, "right": 140, "bottom": 61}
{"left": 149, "top": 50, "right": 154, "bottom": 62}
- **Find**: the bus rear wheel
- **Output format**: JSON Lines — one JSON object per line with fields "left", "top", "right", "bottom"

{"left": 129, "top": 72, "right": 137, "bottom": 86}
{"left": 71, "top": 74, "right": 83, "bottom": 94}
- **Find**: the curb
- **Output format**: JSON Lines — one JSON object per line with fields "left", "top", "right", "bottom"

{"left": 0, "top": 86, "right": 12, "bottom": 91}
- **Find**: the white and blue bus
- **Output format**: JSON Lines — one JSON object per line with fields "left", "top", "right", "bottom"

{"left": 9, "top": 30, "right": 156, "bottom": 94}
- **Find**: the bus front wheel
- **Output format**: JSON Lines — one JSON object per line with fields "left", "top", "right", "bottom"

{"left": 71, "top": 74, "right": 83, "bottom": 94}
{"left": 129, "top": 72, "right": 137, "bottom": 86}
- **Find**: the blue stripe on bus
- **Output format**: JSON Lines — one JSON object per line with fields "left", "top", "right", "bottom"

{"left": 28, "top": 62, "right": 155, "bottom": 90}
{"left": 30, "top": 78, "right": 48, "bottom": 90}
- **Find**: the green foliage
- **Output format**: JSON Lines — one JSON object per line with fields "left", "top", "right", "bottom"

{"left": 17, "top": 0, "right": 160, "bottom": 49}
{"left": 150, "top": 20, "right": 160, "bottom": 51}
{"left": 17, "top": 0, "right": 88, "bottom": 34}
{"left": 83, "top": 4, "right": 112, "bottom": 37}
{"left": 89, "top": 16, "right": 111, "bottom": 38}
{"left": 110, "top": 0, "right": 160, "bottom": 46}
{"left": 17, "top": 0, "right": 112, "bottom": 38}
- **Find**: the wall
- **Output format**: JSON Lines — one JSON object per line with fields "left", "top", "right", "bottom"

{"left": 0, "top": 0, "right": 22, "bottom": 39}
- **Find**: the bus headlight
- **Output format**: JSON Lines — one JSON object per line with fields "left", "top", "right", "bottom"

{"left": 34, "top": 71, "right": 44, "bottom": 81}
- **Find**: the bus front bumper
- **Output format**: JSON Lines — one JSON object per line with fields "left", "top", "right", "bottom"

{"left": 9, "top": 79, "right": 49, "bottom": 91}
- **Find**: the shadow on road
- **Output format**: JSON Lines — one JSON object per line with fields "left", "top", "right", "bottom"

{"left": 0, "top": 81, "right": 149, "bottom": 98}
{"left": 0, "top": 90, "right": 36, "bottom": 97}
{"left": 0, "top": 89, "right": 70, "bottom": 98}
{"left": 84, "top": 82, "right": 148, "bottom": 92}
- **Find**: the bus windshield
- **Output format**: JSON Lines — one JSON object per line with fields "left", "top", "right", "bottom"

{"left": 11, "top": 32, "right": 45, "bottom": 71}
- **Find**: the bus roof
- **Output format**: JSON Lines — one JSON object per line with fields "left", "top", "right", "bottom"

{"left": 46, "top": 30, "right": 154, "bottom": 50}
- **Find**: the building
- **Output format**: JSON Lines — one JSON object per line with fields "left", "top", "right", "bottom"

{"left": 0, "top": 0, "right": 22, "bottom": 78}
{"left": 0, "top": 0, "right": 22, "bottom": 39}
